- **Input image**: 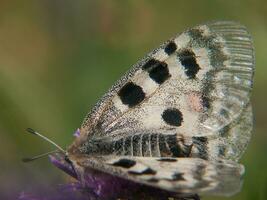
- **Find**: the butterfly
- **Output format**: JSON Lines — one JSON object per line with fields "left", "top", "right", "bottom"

{"left": 25, "top": 21, "right": 254, "bottom": 200}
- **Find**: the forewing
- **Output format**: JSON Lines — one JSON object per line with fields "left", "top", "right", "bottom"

{"left": 71, "top": 155, "right": 244, "bottom": 197}
{"left": 74, "top": 21, "right": 254, "bottom": 161}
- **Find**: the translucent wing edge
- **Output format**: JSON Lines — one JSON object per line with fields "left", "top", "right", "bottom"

{"left": 200, "top": 21, "right": 255, "bottom": 132}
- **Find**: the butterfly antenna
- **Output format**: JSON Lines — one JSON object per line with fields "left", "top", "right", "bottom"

{"left": 22, "top": 150, "right": 59, "bottom": 163}
{"left": 26, "top": 128, "right": 66, "bottom": 154}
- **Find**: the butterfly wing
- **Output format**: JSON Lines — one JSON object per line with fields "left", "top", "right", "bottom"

{"left": 71, "top": 155, "right": 244, "bottom": 197}
{"left": 65, "top": 21, "right": 254, "bottom": 198}
{"left": 207, "top": 102, "right": 253, "bottom": 161}
{"left": 72, "top": 21, "right": 254, "bottom": 161}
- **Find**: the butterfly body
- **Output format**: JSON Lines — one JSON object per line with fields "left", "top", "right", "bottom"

{"left": 58, "top": 21, "right": 254, "bottom": 199}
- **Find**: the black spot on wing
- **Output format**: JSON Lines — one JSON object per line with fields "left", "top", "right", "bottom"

{"left": 164, "top": 41, "right": 177, "bottom": 55}
{"left": 188, "top": 28, "right": 228, "bottom": 111}
{"left": 188, "top": 28, "right": 228, "bottom": 68}
{"left": 157, "top": 158, "right": 177, "bottom": 162}
{"left": 129, "top": 167, "right": 156, "bottom": 175}
{"left": 141, "top": 168, "right": 157, "bottom": 175}
{"left": 178, "top": 49, "right": 200, "bottom": 79}
{"left": 162, "top": 108, "right": 183, "bottom": 127}
{"left": 142, "top": 59, "right": 158, "bottom": 70}
{"left": 172, "top": 172, "right": 185, "bottom": 181}
{"left": 149, "top": 63, "right": 171, "bottom": 84}
{"left": 112, "top": 158, "right": 136, "bottom": 168}
{"left": 142, "top": 59, "right": 171, "bottom": 84}
{"left": 118, "top": 82, "right": 145, "bottom": 107}
{"left": 147, "top": 178, "right": 159, "bottom": 183}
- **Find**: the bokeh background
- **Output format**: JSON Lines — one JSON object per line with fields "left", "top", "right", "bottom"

{"left": 0, "top": 1, "right": 266, "bottom": 199}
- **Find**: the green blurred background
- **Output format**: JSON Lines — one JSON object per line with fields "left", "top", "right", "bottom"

{"left": 0, "top": 1, "right": 266, "bottom": 199}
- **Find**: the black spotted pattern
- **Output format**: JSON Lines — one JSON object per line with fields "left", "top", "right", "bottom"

{"left": 188, "top": 28, "right": 227, "bottom": 68}
{"left": 112, "top": 158, "right": 136, "bottom": 168}
{"left": 157, "top": 158, "right": 177, "bottom": 162}
{"left": 142, "top": 59, "right": 170, "bottom": 84}
{"left": 129, "top": 167, "right": 156, "bottom": 175}
{"left": 162, "top": 108, "right": 183, "bottom": 127}
{"left": 147, "top": 178, "right": 159, "bottom": 183}
{"left": 172, "top": 172, "right": 185, "bottom": 181}
{"left": 164, "top": 41, "right": 177, "bottom": 55}
{"left": 178, "top": 49, "right": 200, "bottom": 79}
{"left": 118, "top": 82, "right": 145, "bottom": 107}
